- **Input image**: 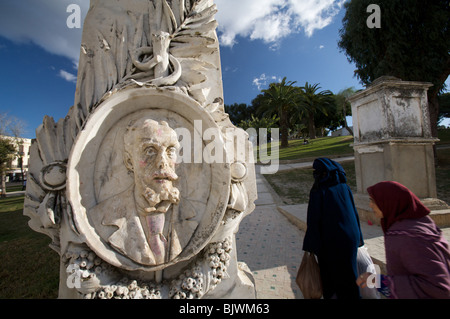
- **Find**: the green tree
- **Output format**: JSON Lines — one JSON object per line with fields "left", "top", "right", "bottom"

{"left": 0, "top": 137, "right": 16, "bottom": 197}
{"left": 334, "top": 87, "right": 356, "bottom": 136}
{"left": 238, "top": 114, "right": 279, "bottom": 146}
{"left": 0, "top": 112, "right": 27, "bottom": 196}
{"left": 257, "top": 77, "right": 298, "bottom": 148}
{"left": 314, "top": 98, "right": 343, "bottom": 136}
{"left": 224, "top": 103, "right": 257, "bottom": 125}
{"left": 338, "top": 0, "right": 450, "bottom": 138}
{"left": 438, "top": 92, "right": 450, "bottom": 124}
{"left": 297, "top": 82, "right": 334, "bottom": 139}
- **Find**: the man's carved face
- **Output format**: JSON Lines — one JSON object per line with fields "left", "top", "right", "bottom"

{"left": 124, "top": 119, "right": 181, "bottom": 213}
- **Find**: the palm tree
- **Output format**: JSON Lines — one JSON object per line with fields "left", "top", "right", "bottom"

{"left": 297, "top": 82, "right": 334, "bottom": 139}
{"left": 257, "top": 77, "right": 298, "bottom": 148}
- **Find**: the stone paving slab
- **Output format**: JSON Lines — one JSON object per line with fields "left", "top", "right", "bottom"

{"left": 236, "top": 172, "right": 305, "bottom": 299}
{"left": 236, "top": 204, "right": 304, "bottom": 299}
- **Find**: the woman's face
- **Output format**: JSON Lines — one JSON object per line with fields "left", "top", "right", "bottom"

{"left": 369, "top": 197, "right": 384, "bottom": 219}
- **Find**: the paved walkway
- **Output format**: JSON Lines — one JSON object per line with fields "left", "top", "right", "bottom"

{"left": 236, "top": 160, "right": 450, "bottom": 299}
{"left": 236, "top": 170, "right": 305, "bottom": 299}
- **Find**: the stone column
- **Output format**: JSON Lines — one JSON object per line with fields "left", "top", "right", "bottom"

{"left": 348, "top": 76, "right": 449, "bottom": 226}
{"left": 24, "top": 0, "right": 257, "bottom": 299}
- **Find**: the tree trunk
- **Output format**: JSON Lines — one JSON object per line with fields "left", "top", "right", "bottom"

{"left": 280, "top": 108, "right": 289, "bottom": 148}
{"left": 428, "top": 92, "right": 440, "bottom": 163}
{"left": 1, "top": 172, "right": 6, "bottom": 198}
{"left": 428, "top": 93, "right": 439, "bottom": 138}
{"left": 429, "top": 56, "right": 450, "bottom": 164}
{"left": 308, "top": 112, "right": 316, "bottom": 139}
{"left": 343, "top": 107, "right": 354, "bottom": 136}
{"left": 344, "top": 123, "right": 354, "bottom": 136}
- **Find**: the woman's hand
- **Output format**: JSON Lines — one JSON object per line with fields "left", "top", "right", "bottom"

{"left": 356, "top": 272, "right": 373, "bottom": 289}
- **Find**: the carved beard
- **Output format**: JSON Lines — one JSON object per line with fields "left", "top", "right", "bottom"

{"left": 142, "top": 182, "right": 180, "bottom": 214}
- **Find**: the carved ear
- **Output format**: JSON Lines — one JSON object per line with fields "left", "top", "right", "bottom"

{"left": 123, "top": 150, "right": 134, "bottom": 173}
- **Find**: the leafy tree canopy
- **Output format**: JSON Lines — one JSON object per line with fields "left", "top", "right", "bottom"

{"left": 339, "top": 0, "right": 449, "bottom": 91}
{"left": 338, "top": 0, "right": 450, "bottom": 136}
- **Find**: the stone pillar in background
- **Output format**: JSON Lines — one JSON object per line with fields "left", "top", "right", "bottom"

{"left": 348, "top": 76, "right": 449, "bottom": 227}
{"left": 24, "top": 0, "right": 257, "bottom": 299}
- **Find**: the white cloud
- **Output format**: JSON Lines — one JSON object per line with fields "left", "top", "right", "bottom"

{"left": 215, "top": 0, "right": 287, "bottom": 47}
{"left": 0, "top": 0, "right": 344, "bottom": 64}
{"left": 253, "top": 74, "right": 282, "bottom": 91}
{"left": 0, "top": 0, "right": 88, "bottom": 63}
{"left": 287, "top": 0, "right": 346, "bottom": 37}
{"left": 249, "top": 11, "right": 292, "bottom": 43}
{"left": 215, "top": 0, "right": 345, "bottom": 47}
{"left": 58, "top": 70, "right": 77, "bottom": 83}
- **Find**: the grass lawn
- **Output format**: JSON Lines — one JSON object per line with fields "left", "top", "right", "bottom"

{"left": 259, "top": 128, "right": 450, "bottom": 163}
{"left": 436, "top": 148, "right": 450, "bottom": 205}
{"left": 258, "top": 136, "right": 354, "bottom": 162}
{"left": 264, "top": 129, "right": 450, "bottom": 205}
{"left": 0, "top": 195, "right": 59, "bottom": 298}
{"left": 437, "top": 128, "right": 450, "bottom": 145}
{"left": 265, "top": 148, "right": 450, "bottom": 206}
{"left": 265, "top": 161, "right": 357, "bottom": 204}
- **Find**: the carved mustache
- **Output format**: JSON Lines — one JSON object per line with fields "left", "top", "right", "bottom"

{"left": 152, "top": 169, "right": 178, "bottom": 182}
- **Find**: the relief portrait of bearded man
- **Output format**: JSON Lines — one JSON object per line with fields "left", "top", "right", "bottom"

{"left": 90, "top": 118, "right": 198, "bottom": 266}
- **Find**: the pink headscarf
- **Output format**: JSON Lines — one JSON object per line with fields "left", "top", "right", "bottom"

{"left": 367, "top": 181, "right": 430, "bottom": 233}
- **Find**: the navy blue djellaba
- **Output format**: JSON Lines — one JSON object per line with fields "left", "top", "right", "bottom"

{"left": 302, "top": 158, "right": 364, "bottom": 299}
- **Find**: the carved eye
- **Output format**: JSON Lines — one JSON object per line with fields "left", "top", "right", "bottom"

{"left": 167, "top": 146, "right": 177, "bottom": 158}
{"left": 145, "top": 146, "right": 158, "bottom": 157}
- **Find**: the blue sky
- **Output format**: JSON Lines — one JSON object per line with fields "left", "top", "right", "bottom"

{"left": 0, "top": 0, "right": 448, "bottom": 139}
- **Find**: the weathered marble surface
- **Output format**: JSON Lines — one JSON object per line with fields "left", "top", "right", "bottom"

{"left": 24, "top": 0, "right": 256, "bottom": 299}
{"left": 348, "top": 76, "right": 438, "bottom": 198}
{"left": 348, "top": 76, "right": 450, "bottom": 228}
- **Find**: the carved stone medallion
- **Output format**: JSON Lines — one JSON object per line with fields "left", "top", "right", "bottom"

{"left": 67, "top": 88, "right": 231, "bottom": 271}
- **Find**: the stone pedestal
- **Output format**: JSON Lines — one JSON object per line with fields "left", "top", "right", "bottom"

{"left": 24, "top": 0, "right": 257, "bottom": 299}
{"left": 348, "top": 76, "right": 450, "bottom": 227}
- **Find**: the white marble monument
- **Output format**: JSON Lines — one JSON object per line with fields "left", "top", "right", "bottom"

{"left": 24, "top": 0, "right": 257, "bottom": 299}
{"left": 348, "top": 76, "right": 450, "bottom": 227}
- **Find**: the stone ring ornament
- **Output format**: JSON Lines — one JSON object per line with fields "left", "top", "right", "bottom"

{"left": 67, "top": 87, "right": 231, "bottom": 272}
{"left": 40, "top": 161, "right": 67, "bottom": 191}
{"left": 230, "top": 162, "right": 247, "bottom": 182}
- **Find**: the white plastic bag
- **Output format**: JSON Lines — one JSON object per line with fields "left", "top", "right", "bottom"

{"left": 357, "top": 246, "right": 380, "bottom": 299}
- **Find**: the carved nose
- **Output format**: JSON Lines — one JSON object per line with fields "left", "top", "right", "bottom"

{"left": 157, "top": 152, "right": 169, "bottom": 169}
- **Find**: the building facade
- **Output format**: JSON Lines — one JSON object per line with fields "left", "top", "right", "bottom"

{"left": 0, "top": 135, "right": 32, "bottom": 182}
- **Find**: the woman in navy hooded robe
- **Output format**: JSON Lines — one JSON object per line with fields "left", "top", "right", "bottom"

{"left": 302, "top": 158, "right": 364, "bottom": 299}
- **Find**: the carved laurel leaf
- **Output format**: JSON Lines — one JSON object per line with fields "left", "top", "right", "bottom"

{"left": 175, "top": 3, "right": 218, "bottom": 35}
{"left": 170, "top": 36, "right": 216, "bottom": 58}
{"left": 169, "top": 0, "right": 218, "bottom": 95}
{"left": 185, "top": 4, "right": 217, "bottom": 24}
{"left": 170, "top": 1, "right": 218, "bottom": 59}
{"left": 179, "top": 58, "right": 215, "bottom": 85}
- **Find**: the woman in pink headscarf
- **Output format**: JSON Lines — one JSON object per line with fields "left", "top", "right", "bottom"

{"left": 357, "top": 181, "right": 450, "bottom": 299}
